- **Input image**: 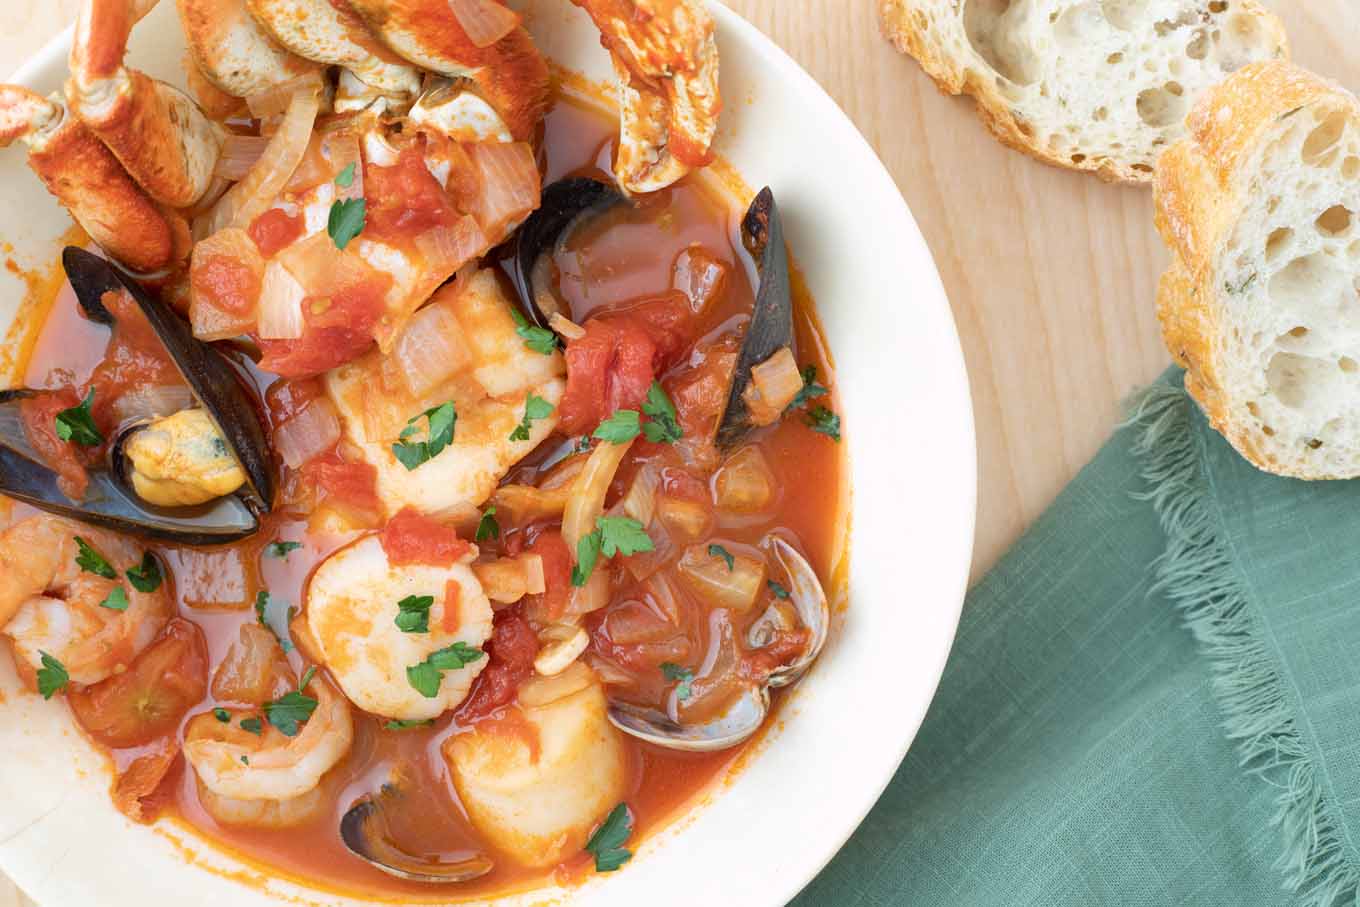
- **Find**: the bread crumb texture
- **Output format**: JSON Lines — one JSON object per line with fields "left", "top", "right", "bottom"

{"left": 1155, "top": 61, "right": 1360, "bottom": 478}
{"left": 879, "top": 0, "right": 1288, "bottom": 183}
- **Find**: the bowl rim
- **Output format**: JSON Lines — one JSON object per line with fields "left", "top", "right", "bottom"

{"left": 0, "top": 3, "right": 977, "bottom": 905}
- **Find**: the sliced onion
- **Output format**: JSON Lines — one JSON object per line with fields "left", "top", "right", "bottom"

{"left": 520, "top": 553, "right": 546, "bottom": 596}
{"left": 211, "top": 624, "right": 290, "bottom": 705}
{"left": 189, "top": 227, "right": 265, "bottom": 341}
{"left": 548, "top": 312, "right": 586, "bottom": 341}
{"left": 713, "top": 446, "right": 775, "bottom": 513}
{"left": 286, "top": 129, "right": 363, "bottom": 198}
{"left": 392, "top": 301, "right": 474, "bottom": 396}
{"left": 468, "top": 141, "right": 541, "bottom": 240}
{"left": 562, "top": 437, "right": 633, "bottom": 557}
{"left": 413, "top": 215, "right": 487, "bottom": 275}
{"left": 257, "top": 259, "right": 306, "bottom": 340}
{"left": 472, "top": 553, "right": 546, "bottom": 605}
{"left": 743, "top": 346, "right": 803, "bottom": 427}
{"left": 204, "top": 85, "right": 321, "bottom": 237}
{"left": 214, "top": 134, "right": 270, "bottom": 182}
{"left": 274, "top": 399, "right": 341, "bottom": 468}
{"left": 245, "top": 72, "right": 325, "bottom": 120}
{"left": 111, "top": 385, "right": 195, "bottom": 425}
{"left": 448, "top": 0, "right": 521, "bottom": 48}
{"left": 656, "top": 494, "right": 713, "bottom": 541}
{"left": 677, "top": 544, "right": 767, "bottom": 612}
{"left": 277, "top": 230, "right": 381, "bottom": 301}
{"left": 621, "top": 463, "right": 660, "bottom": 526}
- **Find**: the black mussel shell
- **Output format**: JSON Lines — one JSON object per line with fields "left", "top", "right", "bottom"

{"left": 715, "top": 188, "right": 795, "bottom": 449}
{"left": 340, "top": 787, "right": 494, "bottom": 884}
{"left": 508, "top": 177, "right": 627, "bottom": 328}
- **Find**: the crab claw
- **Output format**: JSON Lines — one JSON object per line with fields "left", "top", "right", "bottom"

{"left": 574, "top": 0, "right": 721, "bottom": 193}
{"left": 67, "top": 0, "right": 226, "bottom": 210}
{"left": 0, "top": 85, "right": 189, "bottom": 275}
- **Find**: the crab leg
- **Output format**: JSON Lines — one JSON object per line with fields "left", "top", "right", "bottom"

{"left": 244, "top": 0, "right": 423, "bottom": 101}
{"left": 0, "top": 86, "right": 189, "bottom": 275}
{"left": 66, "top": 0, "right": 226, "bottom": 210}
{"left": 573, "top": 0, "right": 720, "bottom": 193}
{"left": 175, "top": 0, "right": 323, "bottom": 101}
{"left": 343, "top": 0, "right": 551, "bottom": 141}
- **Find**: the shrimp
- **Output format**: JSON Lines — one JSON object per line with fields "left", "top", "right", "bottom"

{"left": 302, "top": 534, "right": 494, "bottom": 720}
{"left": 182, "top": 672, "right": 353, "bottom": 812}
{"left": 324, "top": 269, "right": 566, "bottom": 523}
{"left": 0, "top": 516, "right": 170, "bottom": 687}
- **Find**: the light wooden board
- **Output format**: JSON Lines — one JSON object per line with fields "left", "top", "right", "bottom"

{"left": 1, "top": 2, "right": 1357, "bottom": 904}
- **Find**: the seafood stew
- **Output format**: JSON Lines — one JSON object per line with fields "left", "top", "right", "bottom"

{"left": 0, "top": 0, "right": 846, "bottom": 899}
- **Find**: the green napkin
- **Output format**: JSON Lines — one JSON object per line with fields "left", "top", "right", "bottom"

{"left": 792, "top": 371, "right": 1360, "bottom": 907}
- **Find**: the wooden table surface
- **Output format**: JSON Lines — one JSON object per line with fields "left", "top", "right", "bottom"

{"left": 2, "top": 2, "right": 1357, "bottom": 904}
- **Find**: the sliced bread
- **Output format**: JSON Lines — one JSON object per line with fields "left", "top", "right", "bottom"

{"left": 879, "top": 0, "right": 1288, "bottom": 183}
{"left": 1156, "top": 61, "right": 1360, "bottom": 478}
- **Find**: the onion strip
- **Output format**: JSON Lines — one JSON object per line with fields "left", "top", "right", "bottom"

{"left": 214, "top": 134, "right": 269, "bottom": 181}
{"left": 447, "top": 0, "right": 521, "bottom": 48}
{"left": 562, "top": 438, "right": 633, "bottom": 557}
{"left": 274, "top": 399, "right": 341, "bottom": 468}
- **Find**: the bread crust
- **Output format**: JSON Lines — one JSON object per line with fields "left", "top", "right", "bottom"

{"left": 878, "top": 0, "right": 1289, "bottom": 185}
{"left": 1153, "top": 61, "right": 1360, "bottom": 479}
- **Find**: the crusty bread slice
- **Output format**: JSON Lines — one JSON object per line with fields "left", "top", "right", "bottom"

{"left": 1156, "top": 61, "right": 1360, "bottom": 479}
{"left": 879, "top": 0, "right": 1288, "bottom": 183}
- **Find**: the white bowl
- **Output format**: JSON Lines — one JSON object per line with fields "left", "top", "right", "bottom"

{"left": 0, "top": 3, "right": 975, "bottom": 905}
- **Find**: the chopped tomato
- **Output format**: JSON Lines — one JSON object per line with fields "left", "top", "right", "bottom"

{"left": 665, "top": 338, "right": 737, "bottom": 448}
{"left": 380, "top": 507, "right": 472, "bottom": 567}
{"left": 741, "top": 628, "right": 812, "bottom": 684}
{"left": 248, "top": 208, "right": 305, "bottom": 258}
{"left": 455, "top": 605, "right": 538, "bottom": 724}
{"left": 443, "top": 578, "right": 463, "bottom": 633}
{"left": 112, "top": 738, "right": 179, "bottom": 823}
{"left": 19, "top": 389, "right": 91, "bottom": 499}
{"left": 257, "top": 274, "right": 390, "bottom": 377}
{"left": 191, "top": 253, "right": 261, "bottom": 316}
{"left": 302, "top": 451, "right": 381, "bottom": 513}
{"left": 86, "top": 289, "right": 184, "bottom": 429}
{"left": 69, "top": 619, "right": 208, "bottom": 750}
{"left": 264, "top": 377, "right": 326, "bottom": 429}
{"left": 364, "top": 144, "right": 458, "bottom": 242}
{"left": 522, "top": 529, "right": 572, "bottom": 622}
{"left": 557, "top": 295, "right": 694, "bottom": 435}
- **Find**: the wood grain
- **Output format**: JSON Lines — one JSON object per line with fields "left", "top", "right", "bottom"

{"left": 0, "top": 3, "right": 1357, "bottom": 904}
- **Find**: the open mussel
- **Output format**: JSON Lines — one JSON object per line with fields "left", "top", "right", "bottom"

{"left": 341, "top": 781, "right": 495, "bottom": 884}
{"left": 0, "top": 248, "right": 273, "bottom": 544}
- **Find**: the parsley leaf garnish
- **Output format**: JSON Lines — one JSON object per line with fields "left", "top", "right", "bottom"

{"left": 572, "top": 517, "right": 654, "bottom": 586}
{"left": 661, "top": 662, "right": 694, "bottom": 701}
{"left": 407, "top": 643, "right": 485, "bottom": 698}
{"left": 384, "top": 718, "right": 435, "bottom": 731}
{"left": 239, "top": 716, "right": 264, "bottom": 736}
{"left": 572, "top": 530, "right": 603, "bottom": 588}
{"left": 241, "top": 755, "right": 250, "bottom": 765}
{"left": 213, "top": 708, "right": 231, "bottom": 723}
{"left": 265, "top": 690, "right": 319, "bottom": 737}
{"left": 55, "top": 388, "right": 103, "bottom": 446}
{"left": 585, "top": 803, "right": 634, "bottom": 873}
{"left": 334, "top": 162, "right": 357, "bottom": 188}
{"left": 806, "top": 406, "right": 841, "bottom": 442}
{"left": 594, "top": 409, "right": 641, "bottom": 444}
{"left": 788, "top": 365, "right": 829, "bottom": 411}
{"left": 392, "top": 401, "right": 457, "bottom": 471}
{"left": 475, "top": 506, "right": 500, "bottom": 542}
{"left": 509, "top": 307, "right": 560, "bottom": 356}
{"left": 36, "top": 651, "right": 69, "bottom": 699}
{"left": 74, "top": 537, "right": 117, "bottom": 579}
{"left": 99, "top": 586, "right": 129, "bottom": 612}
{"left": 266, "top": 540, "right": 303, "bottom": 559}
{"left": 395, "top": 594, "right": 435, "bottom": 634}
{"left": 768, "top": 579, "right": 790, "bottom": 600}
{"left": 327, "top": 197, "right": 366, "bottom": 250}
{"left": 406, "top": 661, "right": 443, "bottom": 699}
{"left": 509, "top": 394, "right": 554, "bottom": 442}
{"left": 125, "top": 552, "right": 162, "bottom": 593}
{"left": 641, "top": 382, "right": 682, "bottom": 444}
{"left": 708, "top": 544, "right": 735, "bottom": 571}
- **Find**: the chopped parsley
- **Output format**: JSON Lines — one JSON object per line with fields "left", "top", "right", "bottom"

{"left": 36, "top": 652, "right": 69, "bottom": 699}
{"left": 708, "top": 544, "right": 735, "bottom": 571}
{"left": 585, "top": 803, "right": 634, "bottom": 873}
{"left": 266, "top": 540, "right": 303, "bottom": 559}
{"left": 75, "top": 536, "right": 117, "bottom": 579}
{"left": 768, "top": 579, "right": 790, "bottom": 600}
{"left": 99, "top": 586, "right": 129, "bottom": 612}
{"left": 384, "top": 718, "right": 435, "bottom": 731}
{"left": 239, "top": 717, "right": 264, "bottom": 736}
{"left": 395, "top": 594, "right": 435, "bottom": 634}
{"left": 806, "top": 406, "right": 842, "bottom": 442}
{"left": 788, "top": 365, "right": 830, "bottom": 411}
{"left": 298, "top": 666, "right": 317, "bottom": 691}
{"left": 594, "top": 409, "right": 641, "bottom": 445}
{"left": 571, "top": 516, "right": 654, "bottom": 587}
{"left": 661, "top": 662, "right": 694, "bottom": 701}
{"left": 241, "top": 755, "right": 250, "bottom": 765}
{"left": 54, "top": 388, "right": 103, "bottom": 446}
{"left": 509, "top": 307, "right": 560, "bottom": 356}
{"left": 393, "top": 401, "right": 457, "bottom": 471}
{"left": 213, "top": 708, "right": 231, "bottom": 723}
{"left": 407, "top": 643, "right": 485, "bottom": 698}
{"left": 327, "top": 197, "right": 366, "bottom": 250}
{"left": 265, "top": 690, "right": 319, "bottom": 737}
{"left": 125, "top": 552, "right": 162, "bottom": 593}
{"left": 255, "top": 591, "right": 295, "bottom": 654}
{"left": 509, "top": 394, "right": 554, "bottom": 442}
{"left": 641, "top": 382, "right": 682, "bottom": 444}
{"left": 475, "top": 506, "right": 500, "bottom": 542}
{"left": 334, "top": 162, "right": 357, "bottom": 188}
